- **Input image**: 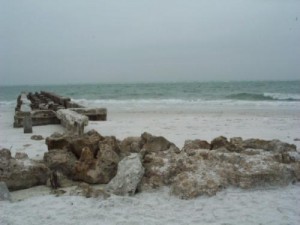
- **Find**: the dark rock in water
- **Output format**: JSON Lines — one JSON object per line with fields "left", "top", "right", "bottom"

{"left": 0, "top": 182, "right": 11, "bottom": 201}
{"left": 31, "top": 135, "right": 44, "bottom": 141}
{"left": 0, "top": 148, "right": 49, "bottom": 191}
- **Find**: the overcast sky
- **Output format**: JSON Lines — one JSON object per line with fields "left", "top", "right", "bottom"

{"left": 0, "top": 0, "right": 299, "bottom": 85}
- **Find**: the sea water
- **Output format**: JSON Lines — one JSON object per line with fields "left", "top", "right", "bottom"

{"left": 1, "top": 81, "right": 299, "bottom": 112}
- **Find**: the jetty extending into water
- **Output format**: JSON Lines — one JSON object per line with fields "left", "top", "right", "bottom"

{"left": 13, "top": 91, "right": 107, "bottom": 135}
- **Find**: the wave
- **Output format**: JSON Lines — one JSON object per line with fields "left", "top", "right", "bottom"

{"left": 226, "top": 93, "right": 300, "bottom": 101}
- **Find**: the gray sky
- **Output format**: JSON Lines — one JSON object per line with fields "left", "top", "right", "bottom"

{"left": 1, "top": 0, "right": 299, "bottom": 85}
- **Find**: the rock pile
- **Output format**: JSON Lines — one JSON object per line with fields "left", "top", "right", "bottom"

{"left": 1, "top": 131, "right": 299, "bottom": 200}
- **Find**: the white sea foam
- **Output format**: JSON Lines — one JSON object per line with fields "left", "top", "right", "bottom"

{"left": 264, "top": 92, "right": 300, "bottom": 101}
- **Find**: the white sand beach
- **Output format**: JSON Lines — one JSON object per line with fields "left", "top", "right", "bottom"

{"left": 1, "top": 102, "right": 300, "bottom": 225}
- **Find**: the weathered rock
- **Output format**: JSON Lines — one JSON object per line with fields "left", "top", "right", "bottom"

{"left": 43, "top": 149, "right": 77, "bottom": 178}
{"left": 31, "top": 135, "right": 44, "bottom": 140}
{"left": 99, "top": 136, "right": 120, "bottom": 156}
{"left": 119, "top": 137, "right": 144, "bottom": 156}
{"left": 45, "top": 132, "right": 71, "bottom": 151}
{"left": 170, "top": 170, "right": 223, "bottom": 199}
{"left": 0, "top": 149, "right": 49, "bottom": 191}
{"left": 242, "top": 139, "right": 296, "bottom": 153}
{"left": 182, "top": 139, "right": 210, "bottom": 155}
{"left": 0, "top": 182, "right": 11, "bottom": 201}
{"left": 141, "top": 132, "right": 174, "bottom": 153}
{"left": 73, "top": 144, "right": 120, "bottom": 184}
{"left": 106, "top": 153, "right": 144, "bottom": 196}
{"left": 15, "top": 152, "right": 29, "bottom": 160}
{"left": 139, "top": 149, "right": 180, "bottom": 191}
{"left": 70, "top": 130, "right": 104, "bottom": 158}
{"left": 211, "top": 136, "right": 242, "bottom": 152}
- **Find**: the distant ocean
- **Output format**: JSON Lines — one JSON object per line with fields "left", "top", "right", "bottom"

{"left": 1, "top": 81, "right": 300, "bottom": 112}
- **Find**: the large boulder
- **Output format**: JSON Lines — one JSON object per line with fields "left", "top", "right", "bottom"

{"left": 0, "top": 149, "right": 49, "bottom": 191}
{"left": 106, "top": 153, "right": 144, "bottom": 195}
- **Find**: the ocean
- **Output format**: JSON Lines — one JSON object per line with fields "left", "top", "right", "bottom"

{"left": 1, "top": 81, "right": 300, "bottom": 113}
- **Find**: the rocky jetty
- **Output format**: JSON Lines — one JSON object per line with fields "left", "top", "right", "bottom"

{"left": 1, "top": 131, "right": 299, "bottom": 199}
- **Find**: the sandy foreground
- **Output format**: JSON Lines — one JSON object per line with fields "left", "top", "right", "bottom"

{"left": 1, "top": 104, "right": 300, "bottom": 225}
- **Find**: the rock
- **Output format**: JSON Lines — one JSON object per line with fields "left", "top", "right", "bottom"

{"left": 106, "top": 153, "right": 144, "bottom": 195}
{"left": 0, "top": 182, "right": 11, "bottom": 201}
{"left": 182, "top": 139, "right": 211, "bottom": 154}
{"left": 73, "top": 144, "right": 120, "bottom": 184}
{"left": 70, "top": 130, "right": 104, "bottom": 158}
{"left": 15, "top": 152, "right": 29, "bottom": 159}
{"left": 120, "top": 137, "right": 144, "bottom": 156}
{"left": 141, "top": 132, "right": 174, "bottom": 153}
{"left": 31, "top": 135, "right": 44, "bottom": 140}
{"left": 242, "top": 139, "right": 296, "bottom": 153}
{"left": 139, "top": 149, "right": 180, "bottom": 191}
{"left": 43, "top": 149, "right": 77, "bottom": 178}
{"left": 0, "top": 149, "right": 49, "bottom": 191}
{"left": 45, "top": 132, "right": 71, "bottom": 151}
{"left": 211, "top": 136, "right": 242, "bottom": 152}
{"left": 170, "top": 170, "right": 223, "bottom": 199}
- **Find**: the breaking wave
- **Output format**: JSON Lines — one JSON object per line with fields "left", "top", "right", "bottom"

{"left": 226, "top": 93, "right": 300, "bottom": 101}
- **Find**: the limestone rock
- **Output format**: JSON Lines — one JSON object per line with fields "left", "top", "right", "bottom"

{"left": 211, "top": 136, "right": 242, "bottom": 152}
{"left": 242, "top": 139, "right": 296, "bottom": 153}
{"left": 43, "top": 149, "right": 77, "bottom": 178}
{"left": 70, "top": 130, "right": 104, "bottom": 158}
{"left": 0, "top": 149, "right": 49, "bottom": 191}
{"left": 141, "top": 132, "right": 174, "bottom": 153}
{"left": 45, "top": 132, "right": 71, "bottom": 151}
{"left": 106, "top": 153, "right": 144, "bottom": 195}
{"left": 73, "top": 144, "right": 120, "bottom": 184}
{"left": 182, "top": 139, "right": 211, "bottom": 154}
{"left": 120, "top": 137, "right": 144, "bottom": 156}
{"left": 0, "top": 182, "right": 11, "bottom": 201}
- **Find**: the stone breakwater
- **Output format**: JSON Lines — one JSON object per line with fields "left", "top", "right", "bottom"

{"left": 1, "top": 131, "right": 300, "bottom": 200}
